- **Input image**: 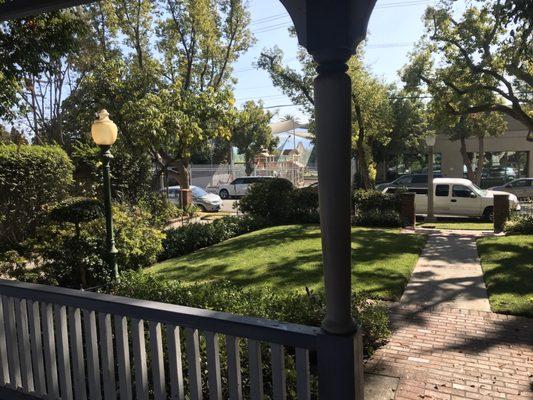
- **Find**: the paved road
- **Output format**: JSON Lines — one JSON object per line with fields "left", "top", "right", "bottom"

{"left": 220, "top": 199, "right": 238, "bottom": 213}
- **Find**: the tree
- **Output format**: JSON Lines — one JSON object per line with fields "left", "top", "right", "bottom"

{"left": 232, "top": 101, "right": 277, "bottom": 176}
{"left": 258, "top": 48, "right": 393, "bottom": 189}
{"left": 0, "top": 11, "right": 90, "bottom": 145}
{"left": 403, "top": 0, "right": 532, "bottom": 139}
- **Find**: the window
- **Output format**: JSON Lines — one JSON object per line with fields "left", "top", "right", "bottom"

{"left": 396, "top": 176, "right": 413, "bottom": 185}
{"left": 192, "top": 186, "right": 208, "bottom": 197}
{"left": 509, "top": 179, "right": 530, "bottom": 188}
{"left": 436, "top": 185, "right": 449, "bottom": 197}
{"left": 466, "top": 151, "right": 529, "bottom": 188}
{"left": 412, "top": 175, "right": 427, "bottom": 184}
{"left": 232, "top": 178, "right": 244, "bottom": 185}
{"left": 452, "top": 185, "right": 475, "bottom": 198}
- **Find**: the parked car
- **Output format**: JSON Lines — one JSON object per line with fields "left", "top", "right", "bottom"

{"left": 383, "top": 177, "right": 520, "bottom": 220}
{"left": 165, "top": 185, "right": 223, "bottom": 212}
{"left": 218, "top": 176, "right": 292, "bottom": 199}
{"left": 375, "top": 173, "right": 443, "bottom": 191}
{"left": 489, "top": 178, "right": 533, "bottom": 202}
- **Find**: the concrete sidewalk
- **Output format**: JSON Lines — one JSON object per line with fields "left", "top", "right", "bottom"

{"left": 365, "top": 230, "right": 533, "bottom": 400}
{"left": 401, "top": 231, "right": 491, "bottom": 311}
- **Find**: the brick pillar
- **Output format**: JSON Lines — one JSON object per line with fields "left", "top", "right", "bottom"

{"left": 180, "top": 189, "right": 193, "bottom": 208}
{"left": 400, "top": 192, "right": 416, "bottom": 228}
{"left": 493, "top": 194, "right": 509, "bottom": 233}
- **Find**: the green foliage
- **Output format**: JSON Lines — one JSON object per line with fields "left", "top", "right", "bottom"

{"left": 505, "top": 214, "right": 533, "bottom": 235}
{"left": 351, "top": 190, "right": 402, "bottom": 227}
{"left": 238, "top": 178, "right": 295, "bottom": 224}
{"left": 290, "top": 186, "right": 320, "bottom": 223}
{"left": 353, "top": 210, "right": 402, "bottom": 228}
{"left": 0, "top": 145, "right": 73, "bottom": 250}
{"left": 352, "top": 189, "right": 401, "bottom": 213}
{"left": 161, "top": 216, "right": 266, "bottom": 260}
{"left": 232, "top": 101, "right": 277, "bottom": 175}
{"left": 402, "top": 0, "right": 532, "bottom": 134}
{"left": 19, "top": 204, "right": 164, "bottom": 288}
{"left": 183, "top": 203, "right": 199, "bottom": 218}
{"left": 113, "top": 271, "right": 391, "bottom": 357}
{"left": 50, "top": 197, "right": 103, "bottom": 226}
{"left": 138, "top": 193, "right": 183, "bottom": 228}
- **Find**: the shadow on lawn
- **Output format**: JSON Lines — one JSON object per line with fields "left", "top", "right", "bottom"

{"left": 477, "top": 240, "right": 533, "bottom": 318}
{"left": 153, "top": 226, "right": 425, "bottom": 300}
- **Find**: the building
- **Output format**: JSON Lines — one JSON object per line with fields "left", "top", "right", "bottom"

{"left": 434, "top": 116, "right": 532, "bottom": 187}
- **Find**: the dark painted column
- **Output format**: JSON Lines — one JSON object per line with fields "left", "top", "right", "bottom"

{"left": 493, "top": 194, "right": 509, "bottom": 233}
{"left": 315, "top": 59, "right": 356, "bottom": 334}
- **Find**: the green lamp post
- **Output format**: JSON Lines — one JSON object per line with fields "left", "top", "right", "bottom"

{"left": 91, "top": 109, "right": 119, "bottom": 280}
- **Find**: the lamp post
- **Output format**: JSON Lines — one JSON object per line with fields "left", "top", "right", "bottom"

{"left": 91, "top": 109, "right": 119, "bottom": 281}
{"left": 425, "top": 134, "right": 437, "bottom": 223}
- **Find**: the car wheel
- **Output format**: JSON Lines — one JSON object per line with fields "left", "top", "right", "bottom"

{"left": 483, "top": 206, "right": 494, "bottom": 222}
{"left": 219, "top": 189, "right": 229, "bottom": 199}
{"left": 197, "top": 204, "right": 207, "bottom": 212}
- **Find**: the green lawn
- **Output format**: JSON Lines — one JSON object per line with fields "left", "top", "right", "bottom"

{"left": 477, "top": 235, "right": 533, "bottom": 318}
{"left": 149, "top": 225, "right": 426, "bottom": 300}
{"left": 417, "top": 220, "right": 493, "bottom": 230}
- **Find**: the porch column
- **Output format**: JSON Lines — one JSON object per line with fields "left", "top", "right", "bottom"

{"left": 315, "top": 59, "right": 356, "bottom": 334}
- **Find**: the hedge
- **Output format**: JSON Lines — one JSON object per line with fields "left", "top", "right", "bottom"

{"left": 0, "top": 145, "right": 73, "bottom": 250}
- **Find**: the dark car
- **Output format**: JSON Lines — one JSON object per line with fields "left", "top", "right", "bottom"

{"left": 375, "top": 173, "right": 443, "bottom": 191}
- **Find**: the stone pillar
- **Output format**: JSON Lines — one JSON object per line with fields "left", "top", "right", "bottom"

{"left": 315, "top": 59, "right": 356, "bottom": 335}
{"left": 400, "top": 192, "right": 416, "bottom": 228}
{"left": 493, "top": 194, "right": 509, "bottom": 233}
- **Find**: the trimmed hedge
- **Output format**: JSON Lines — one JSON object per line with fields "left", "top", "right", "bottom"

{"left": 161, "top": 215, "right": 268, "bottom": 260}
{"left": 113, "top": 271, "right": 391, "bottom": 357}
{"left": 505, "top": 213, "right": 533, "bottom": 234}
{"left": 352, "top": 189, "right": 402, "bottom": 227}
{"left": 238, "top": 178, "right": 319, "bottom": 224}
{"left": 0, "top": 145, "right": 73, "bottom": 250}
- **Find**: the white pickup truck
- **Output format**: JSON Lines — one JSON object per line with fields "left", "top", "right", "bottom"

{"left": 383, "top": 177, "right": 520, "bottom": 220}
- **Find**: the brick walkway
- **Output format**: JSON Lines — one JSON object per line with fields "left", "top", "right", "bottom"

{"left": 365, "top": 231, "right": 533, "bottom": 400}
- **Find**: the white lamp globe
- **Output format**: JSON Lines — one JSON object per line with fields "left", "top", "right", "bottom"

{"left": 425, "top": 134, "right": 436, "bottom": 147}
{"left": 91, "top": 109, "right": 118, "bottom": 146}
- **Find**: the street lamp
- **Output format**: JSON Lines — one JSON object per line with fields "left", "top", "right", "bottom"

{"left": 91, "top": 109, "right": 119, "bottom": 281}
{"left": 425, "top": 134, "right": 437, "bottom": 223}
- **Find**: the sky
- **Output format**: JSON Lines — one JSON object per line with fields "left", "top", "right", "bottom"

{"left": 232, "top": 0, "right": 439, "bottom": 123}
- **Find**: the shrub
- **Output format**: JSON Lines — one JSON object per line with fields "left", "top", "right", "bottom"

{"left": 19, "top": 204, "right": 164, "bottom": 288}
{"left": 238, "top": 178, "right": 294, "bottom": 224}
{"left": 290, "top": 186, "right": 320, "bottom": 223}
{"left": 352, "top": 210, "right": 402, "bottom": 227}
{"left": 0, "top": 145, "right": 73, "bottom": 250}
{"left": 113, "top": 271, "right": 390, "bottom": 358}
{"left": 50, "top": 197, "right": 103, "bottom": 226}
{"left": 238, "top": 179, "right": 319, "bottom": 224}
{"left": 352, "top": 189, "right": 401, "bottom": 214}
{"left": 138, "top": 193, "right": 183, "bottom": 228}
{"left": 161, "top": 215, "right": 267, "bottom": 260}
{"left": 505, "top": 213, "right": 533, "bottom": 234}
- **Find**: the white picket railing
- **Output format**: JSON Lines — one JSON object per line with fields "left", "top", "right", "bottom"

{"left": 0, "top": 280, "right": 363, "bottom": 400}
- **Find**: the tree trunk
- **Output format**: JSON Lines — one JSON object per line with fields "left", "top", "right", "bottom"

{"left": 353, "top": 101, "right": 372, "bottom": 189}
{"left": 459, "top": 135, "right": 475, "bottom": 182}
{"left": 474, "top": 135, "right": 485, "bottom": 186}
{"left": 176, "top": 158, "right": 190, "bottom": 189}
{"left": 244, "top": 157, "right": 254, "bottom": 176}
{"left": 376, "top": 160, "right": 387, "bottom": 183}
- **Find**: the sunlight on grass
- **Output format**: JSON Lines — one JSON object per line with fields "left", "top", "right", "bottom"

{"left": 149, "top": 225, "right": 426, "bottom": 301}
{"left": 417, "top": 221, "right": 493, "bottom": 230}
{"left": 477, "top": 235, "right": 533, "bottom": 318}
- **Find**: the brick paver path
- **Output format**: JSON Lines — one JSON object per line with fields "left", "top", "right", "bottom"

{"left": 366, "top": 231, "right": 533, "bottom": 400}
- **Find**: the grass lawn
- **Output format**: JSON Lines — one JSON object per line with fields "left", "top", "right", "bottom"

{"left": 149, "top": 225, "right": 426, "bottom": 301}
{"left": 417, "top": 219, "right": 493, "bottom": 231}
{"left": 477, "top": 235, "right": 533, "bottom": 318}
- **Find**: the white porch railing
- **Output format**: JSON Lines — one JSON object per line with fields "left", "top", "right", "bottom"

{"left": 0, "top": 280, "right": 363, "bottom": 400}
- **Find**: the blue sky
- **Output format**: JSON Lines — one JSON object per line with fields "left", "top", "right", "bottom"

{"left": 232, "top": 0, "right": 438, "bottom": 123}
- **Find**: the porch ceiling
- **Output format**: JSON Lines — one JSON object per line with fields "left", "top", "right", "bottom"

{"left": 0, "top": 0, "right": 97, "bottom": 21}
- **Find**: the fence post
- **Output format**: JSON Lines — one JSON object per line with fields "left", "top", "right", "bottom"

{"left": 493, "top": 194, "right": 509, "bottom": 233}
{"left": 400, "top": 192, "right": 416, "bottom": 228}
{"left": 317, "top": 327, "right": 364, "bottom": 399}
